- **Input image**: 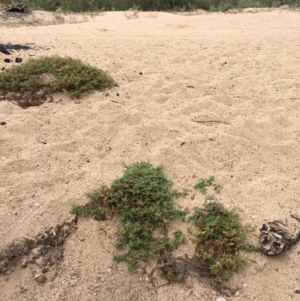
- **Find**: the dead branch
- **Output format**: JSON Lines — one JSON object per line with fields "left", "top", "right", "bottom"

{"left": 191, "top": 119, "right": 230, "bottom": 125}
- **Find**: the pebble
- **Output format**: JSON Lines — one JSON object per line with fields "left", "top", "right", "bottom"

{"left": 176, "top": 137, "right": 185, "bottom": 147}
{"left": 34, "top": 274, "right": 46, "bottom": 283}
{"left": 255, "top": 260, "right": 266, "bottom": 272}
{"left": 21, "top": 258, "right": 28, "bottom": 268}
{"left": 31, "top": 247, "right": 42, "bottom": 259}
{"left": 184, "top": 276, "right": 193, "bottom": 289}
{"left": 35, "top": 257, "right": 43, "bottom": 267}
{"left": 216, "top": 297, "right": 226, "bottom": 301}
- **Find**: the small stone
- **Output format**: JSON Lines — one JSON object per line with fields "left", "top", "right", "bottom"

{"left": 15, "top": 58, "right": 22, "bottom": 63}
{"left": 21, "top": 258, "right": 28, "bottom": 268}
{"left": 31, "top": 247, "right": 42, "bottom": 259}
{"left": 139, "top": 72, "right": 143, "bottom": 75}
{"left": 294, "top": 289, "right": 300, "bottom": 294}
{"left": 41, "top": 267, "right": 48, "bottom": 273}
{"left": 255, "top": 260, "right": 266, "bottom": 272}
{"left": 0, "top": 122, "right": 6, "bottom": 126}
{"left": 184, "top": 276, "right": 193, "bottom": 289}
{"left": 176, "top": 137, "right": 185, "bottom": 147}
{"left": 35, "top": 274, "right": 46, "bottom": 283}
{"left": 70, "top": 279, "right": 77, "bottom": 287}
{"left": 4, "top": 59, "right": 11, "bottom": 63}
{"left": 216, "top": 298, "right": 226, "bottom": 301}
{"left": 19, "top": 286, "right": 27, "bottom": 294}
{"left": 35, "top": 257, "right": 43, "bottom": 267}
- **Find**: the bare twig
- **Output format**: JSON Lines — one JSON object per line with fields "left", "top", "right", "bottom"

{"left": 51, "top": 244, "right": 59, "bottom": 281}
{"left": 148, "top": 261, "right": 173, "bottom": 286}
{"left": 291, "top": 213, "right": 300, "bottom": 223}
{"left": 191, "top": 119, "right": 230, "bottom": 125}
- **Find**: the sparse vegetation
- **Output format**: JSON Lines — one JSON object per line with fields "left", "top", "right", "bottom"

{"left": 71, "top": 162, "right": 187, "bottom": 273}
{"left": 124, "top": 3, "right": 140, "bottom": 19}
{"left": 11, "top": 0, "right": 300, "bottom": 13}
{"left": 51, "top": 8, "right": 66, "bottom": 24}
{"left": 194, "top": 176, "right": 221, "bottom": 194}
{"left": 71, "top": 163, "right": 256, "bottom": 283}
{"left": 189, "top": 201, "right": 256, "bottom": 281}
{"left": 0, "top": 56, "right": 114, "bottom": 98}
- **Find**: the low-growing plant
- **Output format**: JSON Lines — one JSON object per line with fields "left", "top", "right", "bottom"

{"left": 71, "top": 162, "right": 186, "bottom": 273}
{"left": 72, "top": 166, "right": 256, "bottom": 283}
{"left": 52, "top": 9, "right": 65, "bottom": 24}
{"left": 124, "top": 3, "right": 140, "bottom": 19}
{"left": 0, "top": 56, "right": 114, "bottom": 98}
{"left": 194, "top": 176, "right": 221, "bottom": 194}
{"left": 189, "top": 201, "right": 256, "bottom": 281}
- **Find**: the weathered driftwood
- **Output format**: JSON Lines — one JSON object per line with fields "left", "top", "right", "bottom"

{"left": 260, "top": 220, "right": 300, "bottom": 255}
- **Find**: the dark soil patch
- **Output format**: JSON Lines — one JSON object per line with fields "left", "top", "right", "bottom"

{"left": 0, "top": 43, "right": 32, "bottom": 55}
{"left": 0, "top": 91, "right": 54, "bottom": 108}
{"left": 0, "top": 216, "right": 78, "bottom": 282}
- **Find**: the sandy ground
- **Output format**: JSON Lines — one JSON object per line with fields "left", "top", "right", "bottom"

{"left": 1, "top": 9, "right": 300, "bottom": 301}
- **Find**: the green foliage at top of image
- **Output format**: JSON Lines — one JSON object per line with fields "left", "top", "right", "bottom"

{"left": 189, "top": 201, "right": 256, "bottom": 281}
{"left": 0, "top": 56, "right": 114, "bottom": 97}
{"left": 71, "top": 162, "right": 187, "bottom": 272}
{"left": 19, "top": 0, "right": 300, "bottom": 13}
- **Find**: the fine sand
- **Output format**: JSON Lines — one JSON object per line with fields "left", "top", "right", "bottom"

{"left": 1, "top": 9, "right": 300, "bottom": 301}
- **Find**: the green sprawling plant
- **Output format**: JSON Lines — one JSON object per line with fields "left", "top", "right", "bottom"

{"left": 0, "top": 56, "right": 114, "bottom": 98}
{"left": 189, "top": 201, "right": 255, "bottom": 281}
{"left": 71, "top": 162, "right": 186, "bottom": 272}
{"left": 194, "top": 176, "right": 221, "bottom": 194}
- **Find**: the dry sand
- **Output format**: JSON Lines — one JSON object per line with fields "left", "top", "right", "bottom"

{"left": 1, "top": 9, "right": 300, "bottom": 301}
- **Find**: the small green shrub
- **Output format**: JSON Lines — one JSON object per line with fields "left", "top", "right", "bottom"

{"left": 72, "top": 166, "right": 256, "bottom": 282}
{"left": 0, "top": 56, "right": 114, "bottom": 98}
{"left": 124, "top": 2, "right": 140, "bottom": 19}
{"left": 71, "top": 162, "right": 186, "bottom": 272}
{"left": 189, "top": 201, "right": 255, "bottom": 281}
{"left": 194, "top": 176, "right": 221, "bottom": 194}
